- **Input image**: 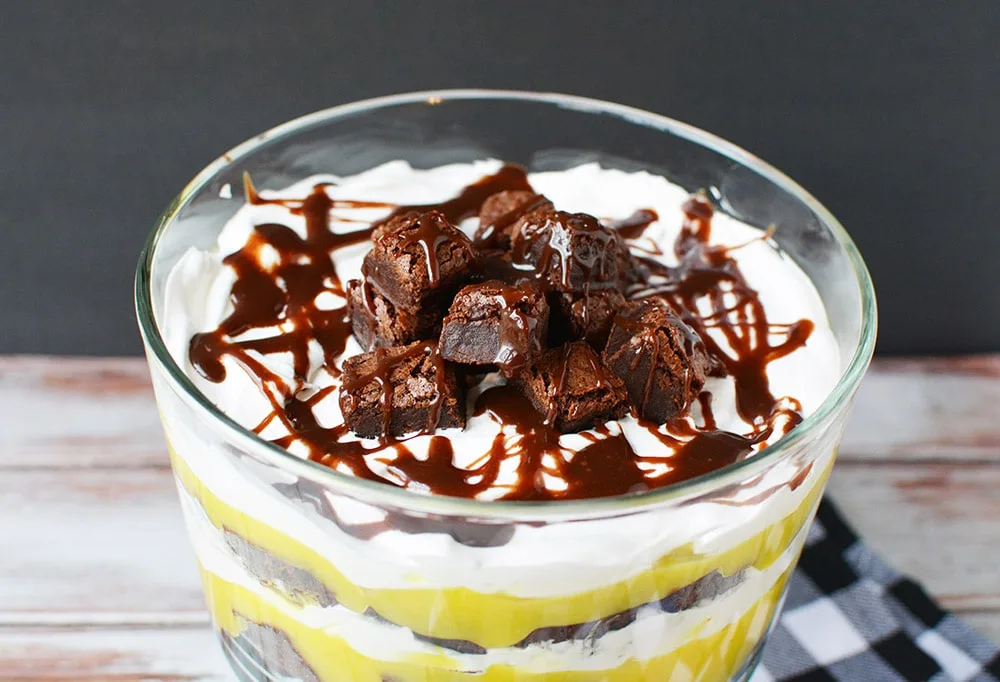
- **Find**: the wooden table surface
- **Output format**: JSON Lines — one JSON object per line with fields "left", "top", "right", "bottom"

{"left": 2, "top": 355, "right": 999, "bottom": 680}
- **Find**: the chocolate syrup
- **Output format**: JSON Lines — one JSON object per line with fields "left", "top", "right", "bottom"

{"left": 189, "top": 168, "right": 813, "bottom": 501}
{"left": 474, "top": 385, "right": 650, "bottom": 500}
{"left": 473, "top": 192, "right": 551, "bottom": 248}
{"left": 495, "top": 291, "right": 537, "bottom": 371}
{"left": 339, "top": 341, "right": 449, "bottom": 438}
{"left": 391, "top": 211, "right": 474, "bottom": 286}
{"left": 509, "top": 211, "right": 623, "bottom": 291}
{"left": 467, "top": 281, "right": 545, "bottom": 374}
{"left": 607, "top": 208, "right": 659, "bottom": 240}
{"left": 632, "top": 196, "right": 813, "bottom": 426}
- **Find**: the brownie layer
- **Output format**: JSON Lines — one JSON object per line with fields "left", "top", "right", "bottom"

{"left": 202, "top": 561, "right": 794, "bottom": 681}
{"left": 221, "top": 618, "right": 322, "bottom": 682}
{"left": 170, "top": 442, "right": 830, "bottom": 649}
{"left": 223, "top": 520, "right": 748, "bottom": 654}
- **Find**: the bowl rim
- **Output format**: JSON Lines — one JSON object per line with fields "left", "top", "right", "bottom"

{"left": 135, "top": 88, "right": 877, "bottom": 520}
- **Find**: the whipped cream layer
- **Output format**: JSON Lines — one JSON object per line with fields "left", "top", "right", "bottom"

{"left": 159, "top": 160, "right": 841, "bottom": 606}
{"left": 162, "top": 160, "right": 840, "bottom": 499}
{"left": 180, "top": 479, "right": 802, "bottom": 674}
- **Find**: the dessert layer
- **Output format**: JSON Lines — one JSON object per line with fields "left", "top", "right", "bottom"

{"left": 171, "top": 441, "right": 828, "bottom": 648}
{"left": 161, "top": 160, "right": 840, "bottom": 500}
{"left": 202, "top": 558, "right": 792, "bottom": 681}
{"left": 185, "top": 475, "right": 809, "bottom": 671}
{"left": 167, "top": 420, "right": 831, "bottom": 594}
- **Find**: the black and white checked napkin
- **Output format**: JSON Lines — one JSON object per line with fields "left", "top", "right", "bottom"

{"left": 753, "top": 500, "right": 1000, "bottom": 682}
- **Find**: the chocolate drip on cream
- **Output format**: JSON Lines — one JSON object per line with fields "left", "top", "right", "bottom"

{"left": 607, "top": 208, "right": 659, "bottom": 240}
{"left": 188, "top": 166, "right": 813, "bottom": 501}
{"left": 339, "top": 341, "right": 449, "bottom": 438}
{"left": 631, "top": 196, "right": 813, "bottom": 425}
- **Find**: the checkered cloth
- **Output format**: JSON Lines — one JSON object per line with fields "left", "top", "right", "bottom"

{"left": 753, "top": 500, "right": 1000, "bottom": 682}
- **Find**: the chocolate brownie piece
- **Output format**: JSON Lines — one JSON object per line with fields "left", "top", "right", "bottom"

{"left": 512, "top": 341, "right": 629, "bottom": 432}
{"left": 339, "top": 341, "right": 465, "bottom": 439}
{"left": 439, "top": 280, "right": 549, "bottom": 376}
{"left": 509, "top": 209, "right": 632, "bottom": 294}
{"left": 618, "top": 246, "right": 648, "bottom": 287}
{"left": 553, "top": 289, "right": 629, "bottom": 350}
{"left": 346, "top": 279, "right": 441, "bottom": 351}
{"left": 602, "top": 299, "right": 718, "bottom": 423}
{"left": 473, "top": 251, "right": 538, "bottom": 287}
{"left": 362, "top": 210, "right": 475, "bottom": 310}
{"left": 222, "top": 530, "right": 337, "bottom": 608}
{"left": 473, "top": 190, "right": 553, "bottom": 249}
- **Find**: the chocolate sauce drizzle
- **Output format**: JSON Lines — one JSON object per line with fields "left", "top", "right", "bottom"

{"left": 510, "top": 211, "right": 621, "bottom": 291}
{"left": 189, "top": 167, "right": 812, "bottom": 501}
{"left": 340, "top": 341, "right": 449, "bottom": 436}
{"left": 631, "top": 196, "right": 813, "bottom": 425}
{"left": 398, "top": 213, "right": 454, "bottom": 285}
{"left": 607, "top": 208, "right": 659, "bottom": 240}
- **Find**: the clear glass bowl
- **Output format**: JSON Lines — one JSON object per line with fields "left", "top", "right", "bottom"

{"left": 136, "top": 90, "right": 876, "bottom": 682}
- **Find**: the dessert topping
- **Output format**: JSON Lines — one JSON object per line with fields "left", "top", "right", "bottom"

{"left": 187, "top": 165, "right": 817, "bottom": 499}
{"left": 339, "top": 340, "right": 464, "bottom": 439}
{"left": 438, "top": 280, "right": 549, "bottom": 376}
{"left": 602, "top": 299, "right": 717, "bottom": 423}
{"left": 474, "top": 190, "right": 554, "bottom": 249}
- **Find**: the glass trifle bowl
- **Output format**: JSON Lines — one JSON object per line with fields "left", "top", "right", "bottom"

{"left": 136, "top": 90, "right": 876, "bottom": 682}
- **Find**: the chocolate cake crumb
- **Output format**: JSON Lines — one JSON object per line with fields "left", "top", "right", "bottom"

{"left": 222, "top": 620, "right": 321, "bottom": 682}
{"left": 512, "top": 341, "right": 629, "bottom": 432}
{"left": 474, "top": 190, "right": 553, "bottom": 249}
{"left": 340, "top": 341, "right": 465, "bottom": 439}
{"left": 439, "top": 280, "right": 549, "bottom": 376}
{"left": 602, "top": 299, "right": 718, "bottom": 423}
{"left": 362, "top": 210, "right": 475, "bottom": 311}
{"left": 346, "top": 279, "right": 442, "bottom": 351}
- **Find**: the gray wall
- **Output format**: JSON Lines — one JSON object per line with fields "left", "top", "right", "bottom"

{"left": 2, "top": 2, "right": 997, "bottom": 355}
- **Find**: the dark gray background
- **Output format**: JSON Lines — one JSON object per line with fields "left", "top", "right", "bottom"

{"left": 2, "top": 2, "right": 997, "bottom": 356}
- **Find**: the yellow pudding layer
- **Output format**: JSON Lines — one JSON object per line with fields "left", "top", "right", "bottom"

{"left": 172, "top": 446, "right": 827, "bottom": 649}
{"left": 204, "top": 561, "right": 792, "bottom": 682}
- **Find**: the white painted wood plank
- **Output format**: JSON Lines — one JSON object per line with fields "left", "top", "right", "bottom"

{"left": 829, "top": 462, "right": 1000, "bottom": 613}
{"left": 0, "top": 626, "right": 229, "bottom": 681}
{"left": 0, "top": 468, "right": 205, "bottom": 618}
{"left": 0, "top": 356, "right": 166, "bottom": 468}
{"left": 1, "top": 465, "right": 998, "bottom": 620}
{"left": 840, "top": 356, "right": 1000, "bottom": 461}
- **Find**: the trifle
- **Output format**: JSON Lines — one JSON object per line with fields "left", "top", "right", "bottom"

{"left": 136, "top": 91, "right": 876, "bottom": 682}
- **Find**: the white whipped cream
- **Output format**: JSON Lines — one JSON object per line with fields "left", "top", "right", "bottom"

{"left": 159, "top": 161, "right": 841, "bottom": 599}
{"left": 162, "top": 160, "right": 840, "bottom": 496}
{"left": 181, "top": 481, "right": 806, "bottom": 671}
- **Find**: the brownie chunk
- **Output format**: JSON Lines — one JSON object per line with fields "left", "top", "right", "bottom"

{"left": 602, "top": 299, "right": 718, "bottom": 423}
{"left": 474, "top": 251, "right": 527, "bottom": 286}
{"left": 339, "top": 341, "right": 465, "bottom": 439}
{"left": 509, "top": 209, "right": 632, "bottom": 294}
{"left": 362, "top": 210, "right": 475, "bottom": 310}
{"left": 346, "top": 279, "right": 442, "bottom": 351}
{"left": 512, "top": 341, "right": 629, "bottom": 432}
{"left": 474, "top": 190, "right": 553, "bottom": 249}
{"left": 553, "top": 289, "right": 629, "bottom": 350}
{"left": 618, "top": 247, "right": 648, "bottom": 287}
{"left": 439, "top": 280, "right": 549, "bottom": 376}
